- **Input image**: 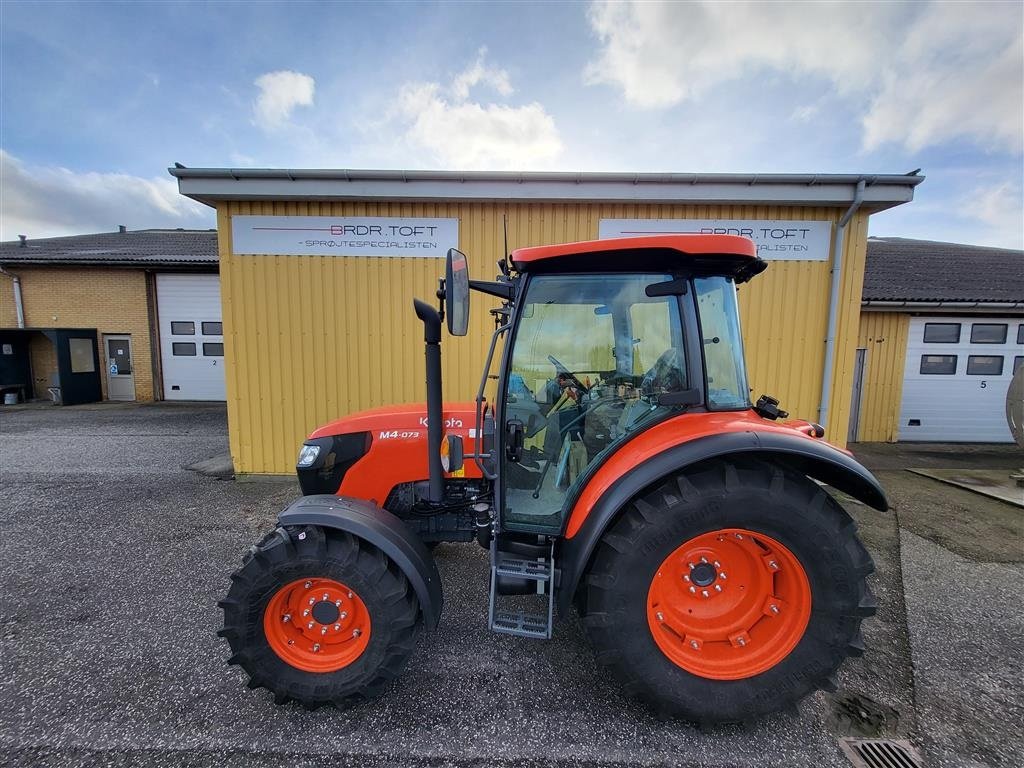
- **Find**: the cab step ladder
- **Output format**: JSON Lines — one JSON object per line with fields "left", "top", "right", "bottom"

{"left": 487, "top": 541, "right": 556, "bottom": 639}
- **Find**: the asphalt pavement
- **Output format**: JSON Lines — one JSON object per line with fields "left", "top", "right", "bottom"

{"left": 0, "top": 403, "right": 1020, "bottom": 767}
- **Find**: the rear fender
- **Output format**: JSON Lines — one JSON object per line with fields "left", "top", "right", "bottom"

{"left": 557, "top": 430, "right": 887, "bottom": 615}
{"left": 278, "top": 495, "right": 443, "bottom": 630}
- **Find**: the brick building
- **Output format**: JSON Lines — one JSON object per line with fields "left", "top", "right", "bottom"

{"left": 0, "top": 228, "right": 217, "bottom": 403}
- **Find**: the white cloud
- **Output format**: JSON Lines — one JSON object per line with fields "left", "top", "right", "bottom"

{"left": 451, "top": 47, "right": 514, "bottom": 101}
{"left": 791, "top": 105, "right": 820, "bottom": 124}
{"left": 959, "top": 181, "right": 1024, "bottom": 249}
{"left": 390, "top": 53, "right": 562, "bottom": 170}
{"left": 862, "top": 4, "right": 1023, "bottom": 153}
{"left": 585, "top": 0, "right": 1022, "bottom": 154}
{"left": 0, "top": 150, "right": 212, "bottom": 240}
{"left": 253, "top": 70, "right": 315, "bottom": 130}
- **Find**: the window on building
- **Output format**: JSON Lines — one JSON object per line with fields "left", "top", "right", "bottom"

{"left": 1017, "top": 325, "right": 1024, "bottom": 345}
{"left": 202, "top": 342, "right": 224, "bottom": 356}
{"left": 1014, "top": 356, "right": 1023, "bottom": 375}
{"left": 920, "top": 355, "right": 957, "bottom": 375}
{"left": 967, "top": 355, "right": 1003, "bottom": 375}
{"left": 69, "top": 338, "right": 96, "bottom": 373}
{"left": 202, "top": 322, "right": 222, "bottom": 335}
{"left": 923, "top": 323, "right": 961, "bottom": 343}
{"left": 172, "top": 342, "right": 197, "bottom": 356}
{"left": 970, "top": 323, "right": 1007, "bottom": 343}
{"left": 171, "top": 321, "right": 195, "bottom": 335}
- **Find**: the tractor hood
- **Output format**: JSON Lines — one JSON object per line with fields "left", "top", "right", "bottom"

{"left": 298, "top": 401, "right": 484, "bottom": 499}
{"left": 309, "top": 401, "right": 478, "bottom": 440}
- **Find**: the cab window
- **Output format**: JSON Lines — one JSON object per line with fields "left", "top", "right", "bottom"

{"left": 502, "top": 274, "right": 685, "bottom": 532}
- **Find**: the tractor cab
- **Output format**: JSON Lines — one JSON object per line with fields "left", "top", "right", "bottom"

{"left": 457, "top": 235, "right": 766, "bottom": 538}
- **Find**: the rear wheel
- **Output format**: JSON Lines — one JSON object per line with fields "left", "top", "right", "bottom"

{"left": 580, "top": 460, "right": 875, "bottom": 724}
{"left": 218, "top": 525, "right": 419, "bottom": 708}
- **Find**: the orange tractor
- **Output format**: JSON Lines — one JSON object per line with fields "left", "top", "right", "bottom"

{"left": 219, "top": 235, "right": 884, "bottom": 723}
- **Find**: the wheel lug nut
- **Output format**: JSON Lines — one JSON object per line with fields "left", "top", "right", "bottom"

{"left": 304, "top": 581, "right": 312, "bottom": 589}
{"left": 689, "top": 586, "right": 696, "bottom": 594}
{"left": 700, "top": 556, "right": 707, "bottom": 564}
{"left": 769, "top": 560, "right": 778, "bottom": 570}
{"left": 335, "top": 600, "right": 342, "bottom": 607}
{"left": 340, "top": 611, "right": 348, "bottom": 619}
{"left": 688, "top": 562, "right": 695, "bottom": 569}
{"left": 322, "top": 593, "right": 329, "bottom": 600}
{"left": 321, "top": 627, "right": 327, "bottom": 635}
{"left": 738, "top": 637, "right": 746, "bottom": 647}
{"left": 683, "top": 574, "right": 690, "bottom": 582}
{"left": 714, "top": 584, "right": 722, "bottom": 592}
{"left": 307, "top": 622, "right": 314, "bottom": 630}
{"left": 308, "top": 597, "right": 315, "bottom": 605}
{"left": 312, "top": 643, "right": 320, "bottom": 652}
{"left": 713, "top": 561, "right": 720, "bottom": 568}
{"left": 719, "top": 572, "right": 727, "bottom": 580}
{"left": 656, "top": 611, "right": 664, "bottom": 622}
{"left": 302, "top": 609, "right": 310, "bottom": 616}
{"left": 282, "top": 614, "right": 291, "bottom": 623}
{"left": 734, "top": 533, "right": 743, "bottom": 540}
{"left": 347, "top": 592, "right": 354, "bottom": 599}
{"left": 701, "top": 589, "right": 709, "bottom": 598}
{"left": 334, "top": 623, "right": 341, "bottom": 631}
{"left": 352, "top": 629, "right": 362, "bottom": 637}
{"left": 690, "top": 640, "right": 700, "bottom": 650}
{"left": 770, "top": 604, "right": 779, "bottom": 614}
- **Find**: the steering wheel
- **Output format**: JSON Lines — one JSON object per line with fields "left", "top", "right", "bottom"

{"left": 548, "top": 354, "right": 591, "bottom": 394}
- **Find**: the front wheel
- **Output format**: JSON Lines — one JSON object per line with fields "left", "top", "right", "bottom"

{"left": 218, "top": 525, "right": 420, "bottom": 708}
{"left": 580, "top": 460, "right": 876, "bottom": 724}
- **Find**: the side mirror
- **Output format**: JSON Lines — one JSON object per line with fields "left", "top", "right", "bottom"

{"left": 445, "top": 248, "right": 470, "bottom": 336}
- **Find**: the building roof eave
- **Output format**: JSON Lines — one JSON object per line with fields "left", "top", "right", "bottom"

{"left": 169, "top": 167, "right": 924, "bottom": 212}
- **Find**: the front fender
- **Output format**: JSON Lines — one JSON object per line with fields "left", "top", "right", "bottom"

{"left": 278, "top": 495, "right": 443, "bottom": 630}
{"left": 557, "top": 430, "right": 887, "bottom": 615}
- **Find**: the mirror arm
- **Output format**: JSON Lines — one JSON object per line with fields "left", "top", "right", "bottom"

{"left": 436, "top": 277, "right": 446, "bottom": 323}
{"left": 470, "top": 279, "right": 515, "bottom": 300}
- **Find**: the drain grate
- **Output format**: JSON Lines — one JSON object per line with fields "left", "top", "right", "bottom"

{"left": 839, "top": 738, "right": 923, "bottom": 768}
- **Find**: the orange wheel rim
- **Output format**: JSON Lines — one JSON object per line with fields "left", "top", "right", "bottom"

{"left": 647, "top": 528, "right": 811, "bottom": 680}
{"left": 263, "top": 578, "right": 371, "bottom": 672}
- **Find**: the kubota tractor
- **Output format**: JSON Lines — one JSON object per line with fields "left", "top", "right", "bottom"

{"left": 219, "top": 234, "right": 885, "bottom": 723}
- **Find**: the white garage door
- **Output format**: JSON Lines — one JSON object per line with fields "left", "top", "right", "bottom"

{"left": 156, "top": 274, "right": 226, "bottom": 401}
{"left": 898, "top": 316, "right": 1023, "bottom": 442}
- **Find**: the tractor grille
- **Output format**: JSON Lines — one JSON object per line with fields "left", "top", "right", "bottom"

{"left": 839, "top": 738, "right": 923, "bottom": 768}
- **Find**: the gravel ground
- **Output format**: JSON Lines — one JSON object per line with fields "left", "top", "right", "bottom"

{"left": 0, "top": 403, "right": 1018, "bottom": 767}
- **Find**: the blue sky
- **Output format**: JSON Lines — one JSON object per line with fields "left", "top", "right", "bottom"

{"left": 1, "top": 1, "right": 1021, "bottom": 248}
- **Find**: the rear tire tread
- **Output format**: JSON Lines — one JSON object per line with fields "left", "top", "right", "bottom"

{"left": 580, "top": 459, "right": 876, "bottom": 724}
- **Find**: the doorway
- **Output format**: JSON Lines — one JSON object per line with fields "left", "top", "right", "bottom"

{"left": 848, "top": 347, "right": 867, "bottom": 443}
{"left": 104, "top": 334, "right": 135, "bottom": 401}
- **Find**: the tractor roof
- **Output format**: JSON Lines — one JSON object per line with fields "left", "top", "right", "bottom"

{"left": 510, "top": 234, "right": 765, "bottom": 281}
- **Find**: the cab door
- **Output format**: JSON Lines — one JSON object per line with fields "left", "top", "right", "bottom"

{"left": 500, "top": 273, "right": 687, "bottom": 533}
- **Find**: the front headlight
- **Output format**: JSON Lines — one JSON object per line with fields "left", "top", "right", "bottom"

{"left": 296, "top": 443, "right": 321, "bottom": 468}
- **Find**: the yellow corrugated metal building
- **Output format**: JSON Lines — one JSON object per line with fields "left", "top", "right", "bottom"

{"left": 172, "top": 169, "right": 923, "bottom": 475}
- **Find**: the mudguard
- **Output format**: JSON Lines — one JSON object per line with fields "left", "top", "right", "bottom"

{"left": 557, "top": 430, "right": 888, "bottom": 615}
{"left": 277, "top": 494, "right": 444, "bottom": 630}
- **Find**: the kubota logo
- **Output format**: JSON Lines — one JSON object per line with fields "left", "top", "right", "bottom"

{"left": 418, "top": 416, "right": 463, "bottom": 428}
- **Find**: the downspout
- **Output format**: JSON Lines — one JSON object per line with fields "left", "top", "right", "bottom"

{"left": 817, "top": 178, "right": 866, "bottom": 427}
{"left": 0, "top": 264, "right": 26, "bottom": 328}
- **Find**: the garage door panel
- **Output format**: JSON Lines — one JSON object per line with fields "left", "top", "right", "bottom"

{"left": 157, "top": 274, "right": 226, "bottom": 401}
{"left": 898, "top": 317, "right": 1019, "bottom": 442}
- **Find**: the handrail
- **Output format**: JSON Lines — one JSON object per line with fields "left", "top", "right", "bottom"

{"left": 474, "top": 321, "right": 511, "bottom": 480}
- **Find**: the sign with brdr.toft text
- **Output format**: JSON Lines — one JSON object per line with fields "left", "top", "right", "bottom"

{"left": 599, "top": 219, "right": 832, "bottom": 261}
{"left": 232, "top": 215, "right": 459, "bottom": 258}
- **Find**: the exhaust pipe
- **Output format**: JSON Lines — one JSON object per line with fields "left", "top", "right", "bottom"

{"left": 413, "top": 298, "right": 445, "bottom": 504}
